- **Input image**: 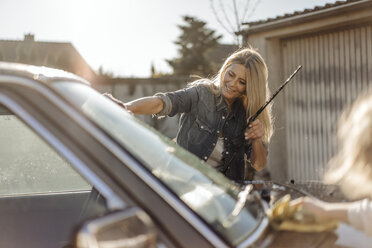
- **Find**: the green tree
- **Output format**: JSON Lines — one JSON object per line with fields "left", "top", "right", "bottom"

{"left": 97, "top": 66, "right": 114, "bottom": 78}
{"left": 167, "top": 16, "right": 222, "bottom": 77}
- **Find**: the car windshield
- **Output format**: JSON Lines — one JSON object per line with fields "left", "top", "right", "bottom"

{"left": 53, "top": 81, "right": 266, "bottom": 246}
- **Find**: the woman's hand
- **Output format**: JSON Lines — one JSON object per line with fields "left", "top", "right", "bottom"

{"left": 245, "top": 119, "right": 264, "bottom": 141}
{"left": 103, "top": 93, "right": 128, "bottom": 110}
{"left": 103, "top": 95, "right": 164, "bottom": 115}
{"left": 291, "top": 196, "right": 351, "bottom": 223}
{"left": 290, "top": 197, "right": 329, "bottom": 221}
{"left": 245, "top": 118, "right": 266, "bottom": 171}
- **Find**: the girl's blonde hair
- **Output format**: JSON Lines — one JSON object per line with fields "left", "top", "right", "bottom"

{"left": 188, "top": 47, "right": 273, "bottom": 144}
{"left": 208, "top": 47, "right": 273, "bottom": 145}
{"left": 325, "top": 93, "right": 372, "bottom": 199}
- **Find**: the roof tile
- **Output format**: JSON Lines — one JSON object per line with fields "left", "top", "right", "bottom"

{"left": 243, "top": 0, "right": 361, "bottom": 26}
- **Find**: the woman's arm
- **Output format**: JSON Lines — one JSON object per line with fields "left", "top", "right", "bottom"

{"left": 291, "top": 195, "right": 372, "bottom": 236}
{"left": 126, "top": 96, "right": 163, "bottom": 115}
{"left": 104, "top": 85, "right": 203, "bottom": 117}
{"left": 104, "top": 93, "right": 164, "bottom": 115}
{"left": 291, "top": 197, "right": 349, "bottom": 223}
{"left": 245, "top": 119, "right": 267, "bottom": 171}
{"left": 250, "top": 139, "right": 267, "bottom": 171}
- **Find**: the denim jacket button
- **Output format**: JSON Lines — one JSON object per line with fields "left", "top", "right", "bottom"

{"left": 212, "top": 143, "right": 216, "bottom": 146}
{"left": 222, "top": 116, "right": 225, "bottom": 119}
{"left": 226, "top": 151, "right": 229, "bottom": 155}
{"left": 217, "top": 130, "right": 220, "bottom": 134}
{"left": 201, "top": 125, "right": 204, "bottom": 129}
{"left": 204, "top": 156, "right": 208, "bottom": 160}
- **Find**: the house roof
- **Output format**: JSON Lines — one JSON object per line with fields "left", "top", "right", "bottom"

{"left": 0, "top": 34, "right": 96, "bottom": 81}
{"left": 243, "top": 0, "right": 363, "bottom": 27}
{"left": 243, "top": 0, "right": 372, "bottom": 29}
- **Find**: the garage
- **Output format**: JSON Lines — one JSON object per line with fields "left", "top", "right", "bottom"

{"left": 242, "top": 0, "right": 372, "bottom": 181}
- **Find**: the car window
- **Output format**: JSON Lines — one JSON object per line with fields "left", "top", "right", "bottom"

{"left": 0, "top": 103, "right": 107, "bottom": 248}
{"left": 0, "top": 112, "right": 91, "bottom": 195}
{"left": 54, "top": 82, "right": 265, "bottom": 246}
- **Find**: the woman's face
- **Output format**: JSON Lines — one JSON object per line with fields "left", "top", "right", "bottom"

{"left": 221, "top": 64, "right": 247, "bottom": 105}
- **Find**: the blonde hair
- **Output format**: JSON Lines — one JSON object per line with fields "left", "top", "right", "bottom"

{"left": 325, "top": 93, "right": 372, "bottom": 200}
{"left": 219, "top": 47, "right": 273, "bottom": 144}
{"left": 188, "top": 47, "right": 273, "bottom": 144}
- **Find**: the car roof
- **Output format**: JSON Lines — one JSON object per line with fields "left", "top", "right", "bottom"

{"left": 0, "top": 62, "right": 90, "bottom": 116}
{"left": 0, "top": 62, "right": 90, "bottom": 86}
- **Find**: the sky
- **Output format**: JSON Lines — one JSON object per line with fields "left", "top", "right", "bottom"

{"left": 0, "top": 0, "right": 341, "bottom": 78}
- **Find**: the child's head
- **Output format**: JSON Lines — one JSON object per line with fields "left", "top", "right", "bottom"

{"left": 325, "top": 93, "right": 372, "bottom": 199}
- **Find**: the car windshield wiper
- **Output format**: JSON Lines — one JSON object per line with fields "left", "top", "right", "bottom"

{"left": 223, "top": 184, "right": 253, "bottom": 227}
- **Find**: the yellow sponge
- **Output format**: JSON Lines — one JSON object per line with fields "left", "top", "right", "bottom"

{"left": 267, "top": 194, "right": 338, "bottom": 232}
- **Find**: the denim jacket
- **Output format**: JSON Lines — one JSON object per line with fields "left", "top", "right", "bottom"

{"left": 155, "top": 84, "right": 255, "bottom": 181}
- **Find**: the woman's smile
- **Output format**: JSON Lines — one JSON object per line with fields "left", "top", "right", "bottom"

{"left": 222, "top": 64, "right": 247, "bottom": 105}
{"left": 225, "top": 85, "right": 238, "bottom": 93}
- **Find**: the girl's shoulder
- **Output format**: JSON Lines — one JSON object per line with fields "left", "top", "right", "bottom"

{"left": 187, "top": 79, "right": 218, "bottom": 95}
{"left": 187, "top": 78, "right": 211, "bottom": 87}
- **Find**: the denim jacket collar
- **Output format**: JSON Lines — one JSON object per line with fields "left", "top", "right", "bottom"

{"left": 215, "top": 94, "right": 244, "bottom": 120}
{"left": 215, "top": 94, "right": 227, "bottom": 112}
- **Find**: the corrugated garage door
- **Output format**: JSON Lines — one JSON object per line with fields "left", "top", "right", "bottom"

{"left": 281, "top": 24, "right": 372, "bottom": 181}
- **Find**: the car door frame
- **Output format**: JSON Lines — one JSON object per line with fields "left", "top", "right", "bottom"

{"left": 0, "top": 74, "right": 230, "bottom": 248}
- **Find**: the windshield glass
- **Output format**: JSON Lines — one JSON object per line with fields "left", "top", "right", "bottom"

{"left": 53, "top": 82, "right": 265, "bottom": 245}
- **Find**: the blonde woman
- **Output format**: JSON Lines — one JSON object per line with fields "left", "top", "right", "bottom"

{"left": 105, "top": 48, "right": 273, "bottom": 181}
{"left": 291, "top": 93, "right": 372, "bottom": 236}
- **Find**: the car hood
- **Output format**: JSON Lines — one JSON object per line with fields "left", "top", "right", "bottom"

{"left": 245, "top": 181, "right": 372, "bottom": 247}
